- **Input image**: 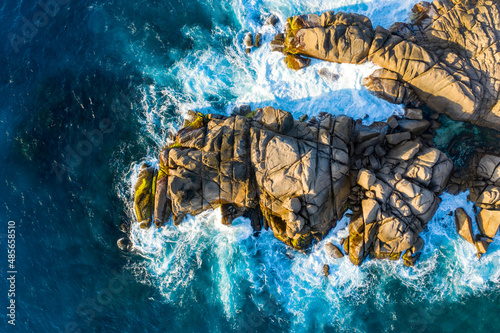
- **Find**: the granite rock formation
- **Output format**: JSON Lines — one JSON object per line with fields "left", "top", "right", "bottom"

{"left": 271, "top": 0, "right": 500, "bottom": 130}
{"left": 453, "top": 154, "right": 500, "bottom": 257}
{"left": 132, "top": 106, "right": 456, "bottom": 266}
{"left": 136, "top": 108, "right": 353, "bottom": 250}
{"left": 344, "top": 115, "right": 453, "bottom": 266}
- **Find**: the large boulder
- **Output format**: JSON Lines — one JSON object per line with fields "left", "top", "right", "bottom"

{"left": 476, "top": 209, "right": 500, "bottom": 240}
{"left": 454, "top": 208, "right": 475, "bottom": 245}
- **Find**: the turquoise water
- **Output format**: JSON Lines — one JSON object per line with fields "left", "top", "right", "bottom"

{"left": 1, "top": 0, "right": 499, "bottom": 332}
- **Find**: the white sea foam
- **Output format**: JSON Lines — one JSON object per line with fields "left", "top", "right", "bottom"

{"left": 126, "top": 0, "right": 500, "bottom": 328}
{"left": 128, "top": 190, "right": 500, "bottom": 329}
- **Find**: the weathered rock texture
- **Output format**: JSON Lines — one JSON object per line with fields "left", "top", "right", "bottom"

{"left": 273, "top": 0, "right": 500, "bottom": 130}
{"left": 455, "top": 207, "right": 475, "bottom": 245}
{"left": 133, "top": 107, "right": 454, "bottom": 266}
{"left": 452, "top": 154, "right": 500, "bottom": 257}
{"left": 344, "top": 115, "right": 453, "bottom": 266}
{"left": 137, "top": 108, "right": 353, "bottom": 250}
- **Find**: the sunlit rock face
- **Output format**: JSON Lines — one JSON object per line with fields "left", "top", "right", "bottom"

{"left": 133, "top": 106, "right": 456, "bottom": 266}
{"left": 136, "top": 108, "right": 353, "bottom": 251}
{"left": 342, "top": 115, "right": 453, "bottom": 266}
{"left": 273, "top": 0, "right": 500, "bottom": 130}
{"left": 453, "top": 154, "right": 500, "bottom": 257}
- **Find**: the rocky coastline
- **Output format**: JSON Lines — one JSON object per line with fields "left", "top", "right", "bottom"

{"left": 272, "top": 0, "right": 500, "bottom": 130}
{"left": 122, "top": 0, "right": 500, "bottom": 269}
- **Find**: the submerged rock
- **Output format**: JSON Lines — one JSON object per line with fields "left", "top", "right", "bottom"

{"left": 274, "top": 1, "right": 500, "bottom": 131}
{"left": 117, "top": 238, "right": 133, "bottom": 251}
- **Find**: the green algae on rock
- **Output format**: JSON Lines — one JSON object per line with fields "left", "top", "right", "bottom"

{"left": 134, "top": 163, "right": 157, "bottom": 228}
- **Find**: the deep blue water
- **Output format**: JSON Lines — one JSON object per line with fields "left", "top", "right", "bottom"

{"left": 1, "top": 0, "right": 500, "bottom": 332}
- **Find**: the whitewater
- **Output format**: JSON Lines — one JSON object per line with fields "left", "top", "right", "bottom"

{"left": 121, "top": 0, "right": 500, "bottom": 331}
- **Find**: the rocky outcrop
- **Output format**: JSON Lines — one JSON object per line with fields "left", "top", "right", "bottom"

{"left": 471, "top": 154, "right": 500, "bottom": 257}
{"left": 133, "top": 106, "right": 455, "bottom": 266}
{"left": 451, "top": 154, "right": 500, "bottom": 257}
{"left": 272, "top": 0, "right": 500, "bottom": 130}
{"left": 140, "top": 108, "right": 353, "bottom": 250}
{"left": 343, "top": 113, "right": 452, "bottom": 266}
{"left": 126, "top": 1, "right": 500, "bottom": 267}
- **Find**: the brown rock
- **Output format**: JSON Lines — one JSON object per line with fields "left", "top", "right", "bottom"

{"left": 357, "top": 169, "right": 376, "bottom": 190}
{"left": 244, "top": 33, "right": 253, "bottom": 54}
{"left": 477, "top": 155, "right": 500, "bottom": 182}
{"left": 318, "top": 68, "right": 340, "bottom": 81}
{"left": 244, "top": 33, "right": 253, "bottom": 47}
{"left": 398, "top": 119, "right": 430, "bottom": 136}
{"left": 387, "top": 115, "right": 399, "bottom": 129}
{"left": 362, "top": 199, "right": 380, "bottom": 224}
{"left": 279, "top": 3, "right": 500, "bottom": 130}
{"left": 454, "top": 208, "right": 475, "bottom": 245}
{"left": 387, "top": 141, "right": 422, "bottom": 160}
{"left": 254, "top": 33, "right": 262, "bottom": 48}
{"left": 117, "top": 238, "right": 133, "bottom": 251}
{"left": 476, "top": 209, "right": 500, "bottom": 239}
{"left": 325, "top": 242, "right": 344, "bottom": 259}
{"left": 132, "top": 103, "right": 454, "bottom": 266}
{"left": 348, "top": 214, "right": 366, "bottom": 265}
{"left": 265, "top": 14, "right": 279, "bottom": 26}
{"left": 323, "top": 264, "right": 330, "bottom": 276}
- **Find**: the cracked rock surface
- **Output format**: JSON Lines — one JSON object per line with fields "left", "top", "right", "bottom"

{"left": 453, "top": 153, "right": 500, "bottom": 257}
{"left": 273, "top": 0, "right": 500, "bottom": 130}
{"left": 136, "top": 108, "right": 353, "bottom": 250}
{"left": 133, "top": 107, "right": 456, "bottom": 266}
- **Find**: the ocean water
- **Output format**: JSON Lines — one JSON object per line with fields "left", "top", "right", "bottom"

{"left": 1, "top": 0, "right": 499, "bottom": 332}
